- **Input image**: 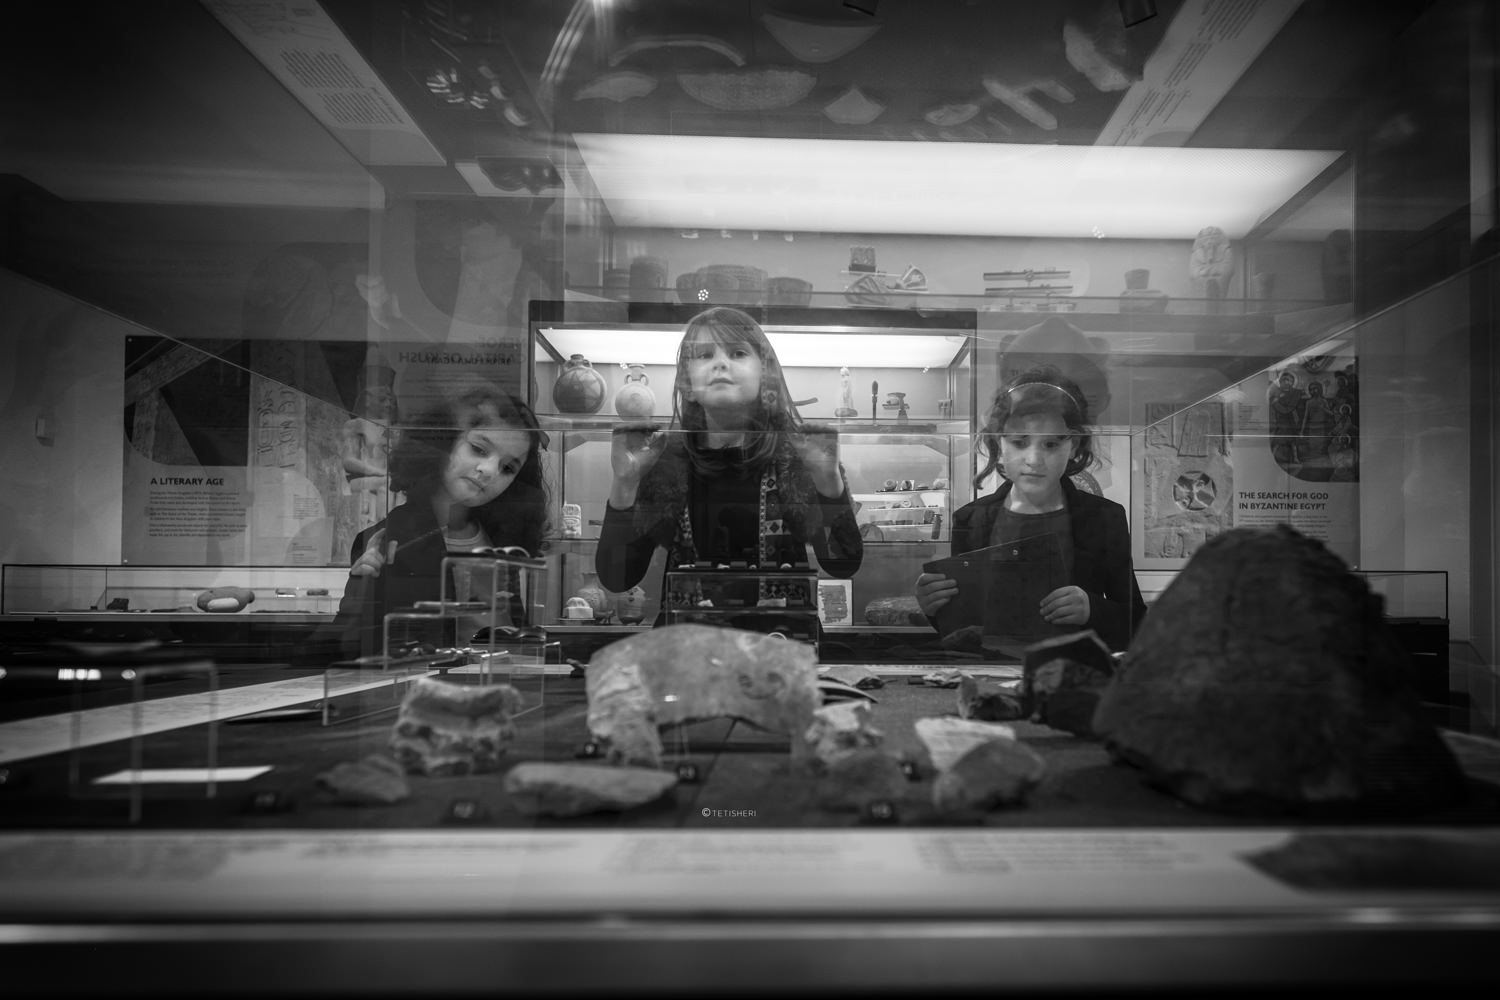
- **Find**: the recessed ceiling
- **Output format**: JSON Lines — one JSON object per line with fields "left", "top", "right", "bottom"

{"left": 0, "top": 0, "right": 1435, "bottom": 234}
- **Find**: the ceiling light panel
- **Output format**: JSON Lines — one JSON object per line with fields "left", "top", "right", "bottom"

{"left": 538, "top": 327, "right": 969, "bottom": 369}
{"left": 572, "top": 134, "right": 1343, "bottom": 240}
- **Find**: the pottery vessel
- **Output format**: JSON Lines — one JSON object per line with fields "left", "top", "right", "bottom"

{"left": 576, "top": 572, "right": 614, "bottom": 623}
{"left": 617, "top": 585, "right": 649, "bottom": 625}
{"left": 614, "top": 364, "right": 656, "bottom": 419}
{"left": 553, "top": 354, "right": 607, "bottom": 414}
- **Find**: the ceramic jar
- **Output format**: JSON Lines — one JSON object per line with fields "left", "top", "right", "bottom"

{"left": 575, "top": 572, "right": 613, "bottom": 623}
{"left": 552, "top": 354, "right": 607, "bottom": 414}
{"left": 616, "top": 585, "right": 648, "bottom": 625}
{"left": 613, "top": 363, "right": 655, "bottom": 419}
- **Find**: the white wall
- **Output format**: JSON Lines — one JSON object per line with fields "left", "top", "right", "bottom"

{"left": 0, "top": 271, "right": 125, "bottom": 567}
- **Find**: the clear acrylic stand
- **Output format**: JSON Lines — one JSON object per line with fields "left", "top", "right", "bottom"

{"left": 438, "top": 549, "right": 554, "bottom": 720}
{"left": 320, "top": 550, "right": 556, "bottom": 725}
{"left": 0, "top": 653, "right": 219, "bottom": 824}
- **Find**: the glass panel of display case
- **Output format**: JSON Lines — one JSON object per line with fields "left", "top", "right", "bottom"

{"left": 1, "top": 564, "right": 109, "bottom": 614}
{"left": 0, "top": 648, "right": 219, "bottom": 825}
{"left": 1359, "top": 571, "right": 1448, "bottom": 621}
{"left": 322, "top": 639, "right": 438, "bottom": 727}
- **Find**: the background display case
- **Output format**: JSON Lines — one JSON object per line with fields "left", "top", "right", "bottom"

{"left": 529, "top": 300, "right": 980, "bottom": 644}
{"left": 1, "top": 564, "right": 345, "bottom": 617}
{"left": 0, "top": 564, "right": 346, "bottom": 664}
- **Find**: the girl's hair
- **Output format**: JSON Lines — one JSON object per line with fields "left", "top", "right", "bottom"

{"left": 671, "top": 306, "right": 802, "bottom": 475}
{"left": 387, "top": 384, "right": 551, "bottom": 554}
{"left": 974, "top": 364, "right": 1095, "bottom": 490}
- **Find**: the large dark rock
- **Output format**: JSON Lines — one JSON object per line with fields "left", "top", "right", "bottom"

{"left": 1093, "top": 526, "right": 1466, "bottom": 816}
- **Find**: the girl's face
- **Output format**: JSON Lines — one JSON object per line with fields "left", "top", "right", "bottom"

{"left": 442, "top": 423, "right": 530, "bottom": 508}
{"left": 1001, "top": 412, "right": 1078, "bottom": 494}
{"left": 684, "top": 334, "right": 764, "bottom": 413}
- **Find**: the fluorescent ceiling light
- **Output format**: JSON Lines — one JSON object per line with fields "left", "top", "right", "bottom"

{"left": 539, "top": 327, "right": 969, "bottom": 369}
{"left": 572, "top": 134, "right": 1342, "bottom": 240}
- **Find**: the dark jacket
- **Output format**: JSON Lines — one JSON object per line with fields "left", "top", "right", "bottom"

{"left": 947, "top": 478, "right": 1147, "bottom": 651}
{"left": 596, "top": 434, "right": 863, "bottom": 596}
{"left": 313, "top": 501, "right": 453, "bottom": 660}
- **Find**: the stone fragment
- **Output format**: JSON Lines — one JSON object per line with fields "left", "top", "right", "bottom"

{"left": 932, "top": 738, "right": 1047, "bottom": 814}
{"left": 821, "top": 662, "right": 885, "bottom": 690}
{"left": 804, "top": 700, "right": 885, "bottom": 768}
{"left": 1093, "top": 526, "right": 1468, "bottom": 816}
{"left": 196, "top": 586, "right": 255, "bottom": 613}
{"left": 316, "top": 754, "right": 411, "bottom": 805}
{"left": 938, "top": 627, "right": 1028, "bottom": 658}
{"left": 957, "top": 674, "right": 1025, "bottom": 721}
{"left": 586, "top": 624, "right": 821, "bottom": 768}
{"left": 1021, "top": 630, "right": 1116, "bottom": 737}
{"left": 919, "top": 668, "right": 965, "bottom": 688}
{"left": 863, "top": 595, "right": 926, "bottom": 626}
{"left": 503, "top": 762, "right": 678, "bottom": 818}
{"left": 816, "top": 749, "right": 908, "bottom": 811}
{"left": 389, "top": 677, "right": 524, "bottom": 776}
{"left": 914, "top": 717, "right": 1018, "bottom": 772}
{"left": 817, "top": 677, "right": 878, "bottom": 704}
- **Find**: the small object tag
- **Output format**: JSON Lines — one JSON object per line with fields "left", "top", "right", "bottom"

{"left": 243, "top": 789, "right": 294, "bottom": 814}
{"left": 674, "top": 762, "right": 700, "bottom": 783}
{"left": 444, "top": 798, "right": 489, "bottom": 824}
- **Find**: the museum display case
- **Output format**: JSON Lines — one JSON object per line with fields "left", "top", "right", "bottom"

{"left": 0, "top": 563, "right": 346, "bottom": 616}
{"left": 1, "top": 0, "right": 1498, "bottom": 993}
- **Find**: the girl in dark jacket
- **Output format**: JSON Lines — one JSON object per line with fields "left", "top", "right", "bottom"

{"left": 596, "top": 306, "right": 862, "bottom": 612}
{"left": 915, "top": 365, "right": 1145, "bottom": 651}
{"left": 323, "top": 384, "right": 550, "bottom": 659}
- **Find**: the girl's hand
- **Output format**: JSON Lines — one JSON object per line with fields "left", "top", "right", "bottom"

{"left": 608, "top": 424, "right": 667, "bottom": 509}
{"left": 792, "top": 426, "right": 844, "bottom": 496}
{"left": 1040, "top": 585, "right": 1090, "bottom": 626}
{"left": 915, "top": 571, "right": 958, "bottom": 617}
{"left": 610, "top": 424, "right": 667, "bottom": 484}
{"left": 350, "top": 529, "right": 387, "bottom": 578}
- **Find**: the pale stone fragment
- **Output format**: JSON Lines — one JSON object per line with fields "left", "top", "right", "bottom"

{"left": 932, "top": 738, "right": 1047, "bottom": 814}
{"left": 586, "top": 624, "right": 821, "bottom": 768}
{"left": 804, "top": 700, "right": 884, "bottom": 768}
{"left": 389, "top": 677, "right": 524, "bottom": 776}
{"left": 956, "top": 674, "right": 1025, "bottom": 722}
{"left": 914, "top": 717, "right": 1017, "bottom": 772}
{"left": 919, "top": 667, "right": 965, "bottom": 688}
{"left": 820, "top": 662, "right": 885, "bottom": 690}
{"left": 503, "top": 763, "right": 677, "bottom": 818}
{"left": 863, "top": 595, "right": 925, "bottom": 626}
